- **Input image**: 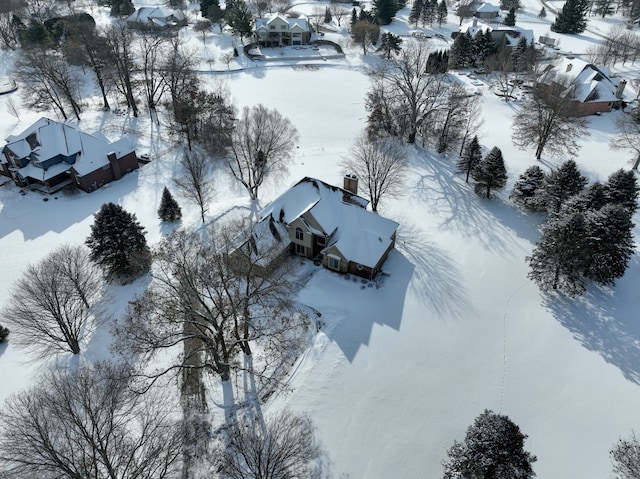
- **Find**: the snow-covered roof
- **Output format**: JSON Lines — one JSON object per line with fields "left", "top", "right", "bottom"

{"left": 542, "top": 57, "right": 621, "bottom": 103}
{"left": 4, "top": 117, "right": 135, "bottom": 180}
{"left": 459, "top": 20, "right": 533, "bottom": 45}
{"left": 126, "top": 7, "right": 184, "bottom": 25}
{"left": 254, "top": 13, "right": 310, "bottom": 33}
{"left": 475, "top": 2, "right": 500, "bottom": 13}
{"left": 261, "top": 177, "right": 398, "bottom": 268}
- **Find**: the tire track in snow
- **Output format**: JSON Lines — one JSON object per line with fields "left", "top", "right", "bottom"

{"left": 500, "top": 283, "right": 525, "bottom": 414}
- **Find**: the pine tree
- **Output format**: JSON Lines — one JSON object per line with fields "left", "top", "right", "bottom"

{"left": 504, "top": 6, "right": 516, "bottom": 26}
{"left": 582, "top": 204, "right": 635, "bottom": 285}
{"left": 379, "top": 32, "right": 403, "bottom": 59}
{"left": 0, "top": 324, "right": 8, "bottom": 343}
{"left": 550, "top": 0, "right": 589, "bottom": 34}
{"left": 158, "top": 187, "right": 183, "bottom": 222}
{"left": 437, "top": 0, "right": 448, "bottom": 25}
{"left": 541, "top": 159, "right": 589, "bottom": 213}
{"left": 421, "top": 0, "right": 437, "bottom": 25}
{"left": 457, "top": 135, "right": 482, "bottom": 183}
{"left": 409, "top": 0, "right": 424, "bottom": 24}
{"left": 561, "top": 182, "right": 608, "bottom": 214}
{"left": 510, "top": 165, "right": 546, "bottom": 211}
{"left": 374, "top": 0, "right": 398, "bottom": 25}
{"left": 351, "top": 7, "right": 358, "bottom": 28}
{"left": 476, "top": 29, "right": 496, "bottom": 64}
{"left": 500, "top": 0, "right": 521, "bottom": 9}
{"left": 473, "top": 146, "right": 507, "bottom": 199}
{"left": 226, "top": 0, "right": 253, "bottom": 37}
{"left": 604, "top": 168, "right": 639, "bottom": 214}
{"left": 442, "top": 410, "right": 536, "bottom": 479}
{"left": 85, "top": 203, "right": 151, "bottom": 283}
{"left": 538, "top": 6, "right": 546, "bottom": 17}
{"left": 527, "top": 210, "right": 588, "bottom": 296}
{"left": 324, "top": 6, "right": 332, "bottom": 23}
{"left": 449, "top": 31, "right": 473, "bottom": 69}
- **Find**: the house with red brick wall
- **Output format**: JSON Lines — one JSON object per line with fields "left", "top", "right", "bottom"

{"left": 0, "top": 118, "right": 138, "bottom": 194}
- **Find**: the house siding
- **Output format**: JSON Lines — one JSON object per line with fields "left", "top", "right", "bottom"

{"left": 73, "top": 151, "right": 138, "bottom": 193}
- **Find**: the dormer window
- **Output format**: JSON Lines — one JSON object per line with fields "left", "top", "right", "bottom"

{"left": 295, "top": 227, "right": 303, "bottom": 240}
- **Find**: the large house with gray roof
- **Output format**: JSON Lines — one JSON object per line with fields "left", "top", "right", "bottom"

{"left": 0, "top": 118, "right": 138, "bottom": 194}
{"left": 252, "top": 176, "right": 399, "bottom": 279}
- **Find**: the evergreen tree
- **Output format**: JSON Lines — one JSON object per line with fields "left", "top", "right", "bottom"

{"left": 324, "top": 6, "right": 332, "bottom": 23}
{"left": 510, "top": 165, "right": 546, "bottom": 211}
{"left": 582, "top": 204, "right": 635, "bottom": 285}
{"left": 527, "top": 210, "right": 587, "bottom": 296}
{"left": 561, "top": 181, "right": 608, "bottom": 214}
{"left": 158, "top": 187, "right": 183, "bottom": 222}
{"left": 511, "top": 36, "right": 529, "bottom": 72}
{"left": 85, "top": 202, "right": 151, "bottom": 283}
{"left": 437, "top": 0, "right": 448, "bottom": 25}
{"left": 379, "top": 32, "right": 403, "bottom": 58}
{"left": 541, "top": 159, "right": 589, "bottom": 213}
{"left": 538, "top": 6, "right": 546, "bottom": 17}
{"left": 442, "top": 410, "right": 536, "bottom": 479}
{"left": 504, "top": 6, "right": 516, "bottom": 26}
{"left": 550, "top": 0, "right": 589, "bottom": 34}
{"left": 351, "top": 7, "right": 358, "bottom": 28}
{"left": 421, "top": 0, "right": 437, "bottom": 25}
{"left": 374, "top": 0, "right": 398, "bottom": 25}
{"left": 427, "top": 49, "right": 449, "bottom": 73}
{"left": 476, "top": 29, "right": 496, "bottom": 64}
{"left": 201, "top": 0, "right": 215, "bottom": 16}
{"left": 473, "top": 146, "right": 508, "bottom": 199}
{"left": 226, "top": 0, "right": 252, "bottom": 37}
{"left": 457, "top": 135, "right": 482, "bottom": 183}
{"left": 500, "top": 0, "right": 520, "bottom": 9}
{"left": 449, "top": 31, "right": 473, "bottom": 69}
{"left": 409, "top": 0, "right": 424, "bottom": 24}
{"left": 0, "top": 323, "right": 8, "bottom": 343}
{"left": 604, "top": 168, "right": 639, "bottom": 214}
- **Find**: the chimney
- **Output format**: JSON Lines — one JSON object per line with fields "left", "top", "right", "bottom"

{"left": 108, "top": 152, "right": 122, "bottom": 180}
{"left": 616, "top": 79, "right": 627, "bottom": 99}
{"left": 566, "top": 63, "right": 573, "bottom": 73}
{"left": 472, "top": 18, "right": 478, "bottom": 27}
{"left": 343, "top": 174, "right": 358, "bottom": 195}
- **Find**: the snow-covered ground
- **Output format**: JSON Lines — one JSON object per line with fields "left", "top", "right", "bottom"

{"left": 1, "top": 0, "right": 640, "bottom": 477}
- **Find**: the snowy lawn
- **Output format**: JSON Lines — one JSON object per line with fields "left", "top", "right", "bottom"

{"left": 1, "top": 0, "right": 640, "bottom": 477}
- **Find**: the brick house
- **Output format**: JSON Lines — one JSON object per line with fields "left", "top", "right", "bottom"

{"left": 0, "top": 118, "right": 138, "bottom": 194}
{"left": 253, "top": 176, "right": 399, "bottom": 279}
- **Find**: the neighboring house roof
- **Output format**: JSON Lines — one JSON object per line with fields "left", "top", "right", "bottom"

{"left": 261, "top": 177, "right": 398, "bottom": 269}
{"left": 126, "top": 7, "right": 185, "bottom": 26}
{"left": 254, "top": 13, "right": 310, "bottom": 32}
{"left": 4, "top": 117, "right": 135, "bottom": 179}
{"left": 475, "top": 2, "right": 500, "bottom": 13}
{"left": 541, "top": 57, "right": 622, "bottom": 103}
{"left": 459, "top": 20, "right": 534, "bottom": 45}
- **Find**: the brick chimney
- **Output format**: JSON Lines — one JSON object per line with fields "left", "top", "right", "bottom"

{"left": 108, "top": 152, "right": 122, "bottom": 180}
{"left": 616, "top": 79, "right": 627, "bottom": 99}
{"left": 343, "top": 174, "right": 358, "bottom": 195}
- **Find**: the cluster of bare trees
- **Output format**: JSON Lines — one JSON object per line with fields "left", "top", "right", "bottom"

{"left": 366, "top": 43, "right": 483, "bottom": 154}
{"left": 586, "top": 26, "right": 640, "bottom": 67}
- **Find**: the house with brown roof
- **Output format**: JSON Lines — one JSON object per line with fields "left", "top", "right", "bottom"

{"left": 254, "top": 176, "right": 399, "bottom": 279}
{"left": 0, "top": 118, "right": 138, "bottom": 194}
{"left": 539, "top": 56, "right": 626, "bottom": 116}
{"left": 254, "top": 13, "right": 311, "bottom": 47}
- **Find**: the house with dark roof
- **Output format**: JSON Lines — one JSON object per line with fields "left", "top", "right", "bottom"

{"left": 539, "top": 56, "right": 626, "bottom": 116}
{"left": 0, "top": 118, "right": 138, "bottom": 193}
{"left": 252, "top": 176, "right": 399, "bottom": 279}
{"left": 254, "top": 13, "right": 311, "bottom": 47}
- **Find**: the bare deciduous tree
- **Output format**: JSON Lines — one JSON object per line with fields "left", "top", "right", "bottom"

{"left": 1, "top": 244, "right": 102, "bottom": 356}
{"left": 139, "top": 31, "right": 169, "bottom": 123}
{"left": 0, "top": 0, "right": 25, "bottom": 50}
{"left": 216, "top": 409, "right": 324, "bottom": 479}
{"left": 104, "top": 24, "right": 139, "bottom": 117}
{"left": 330, "top": 0, "right": 349, "bottom": 26}
{"left": 611, "top": 108, "right": 640, "bottom": 170}
{"left": 228, "top": 104, "right": 298, "bottom": 200}
{"left": 351, "top": 20, "right": 379, "bottom": 55}
{"left": 0, "top": 363, "right": 183, "bottom": 479}
{"left": 512, "top": 78, "right": 589, "bottom": 159}
{"left": 15, "top": 46, "right": 83, "bottom": 120}
{"left": 173, "top": 150, "right": 216, "bottom": 223}
{"left": 611, "top": 431, "right": 640, "bottom": 479}
{"left": 341, "top": 134, "right": 407, "bottom": 211}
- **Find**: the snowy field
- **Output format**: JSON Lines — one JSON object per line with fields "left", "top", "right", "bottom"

{"left": 1, "top": 0, "right": 640, "bottom": 477}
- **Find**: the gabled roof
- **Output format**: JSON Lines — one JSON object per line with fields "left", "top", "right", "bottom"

{"left": 475, "top": 2, "right": 500, "bottom": 13}
{"left": 542, "top": 57, "right": 621, "bottom": 103}
{"left": 261, "top": 177, "right": 398, "bottom": 268}
{"left": 4, "top": 118, "right": 135, "bottom": 179}
{"left": 254, "top": 13, "right": 310, "bottom": 32}
{"left": 126, "top": 7, "right": 184, "bottom": 24}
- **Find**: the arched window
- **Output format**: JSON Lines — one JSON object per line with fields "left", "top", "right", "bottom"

{"left": 295, "top": 227, "right": 303, "bottom": 240}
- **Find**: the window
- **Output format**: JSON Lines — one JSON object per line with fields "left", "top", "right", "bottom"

{"left": 295, "top": 227, "right": 303, "bottom": 240}
{"left": 317, "top": 236, "right": 326, "bottom": 246}
{"left": 270, "top": 25, "right": 275, "bottom": 30}
{"left": 295, "top": 243, "right": 305, "bottom": 255}
{"left": 281, "top": 25, "right": 286, "bottom": 29}
{"left": 328, "top": 255, "right": 340, "bottom": 270}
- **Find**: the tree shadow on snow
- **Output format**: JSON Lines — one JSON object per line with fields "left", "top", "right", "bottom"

{"left": 299, "top": 249, "right": 413, "bottom": 362}
{"left": 542, "top": 255, "right": 640, "bottom": 384}
{"left": 396, "top": 223, "right": 472, "bottom": 319}
{"left": 408, "top": 148, "right": 541, "bottom": 255}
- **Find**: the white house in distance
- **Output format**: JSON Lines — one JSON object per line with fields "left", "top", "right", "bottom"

{"left": 254, "top": 13, "right": 311, "bottom": 47}
{"left": 255, "top": 176, "right": 399, "bottom": 279}
{"left": 539, "top": 56, "right": 626, "bottom": 116}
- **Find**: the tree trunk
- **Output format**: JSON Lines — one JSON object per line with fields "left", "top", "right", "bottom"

{"left": 633, "top": 152, "right": 640, "bottom": 170}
